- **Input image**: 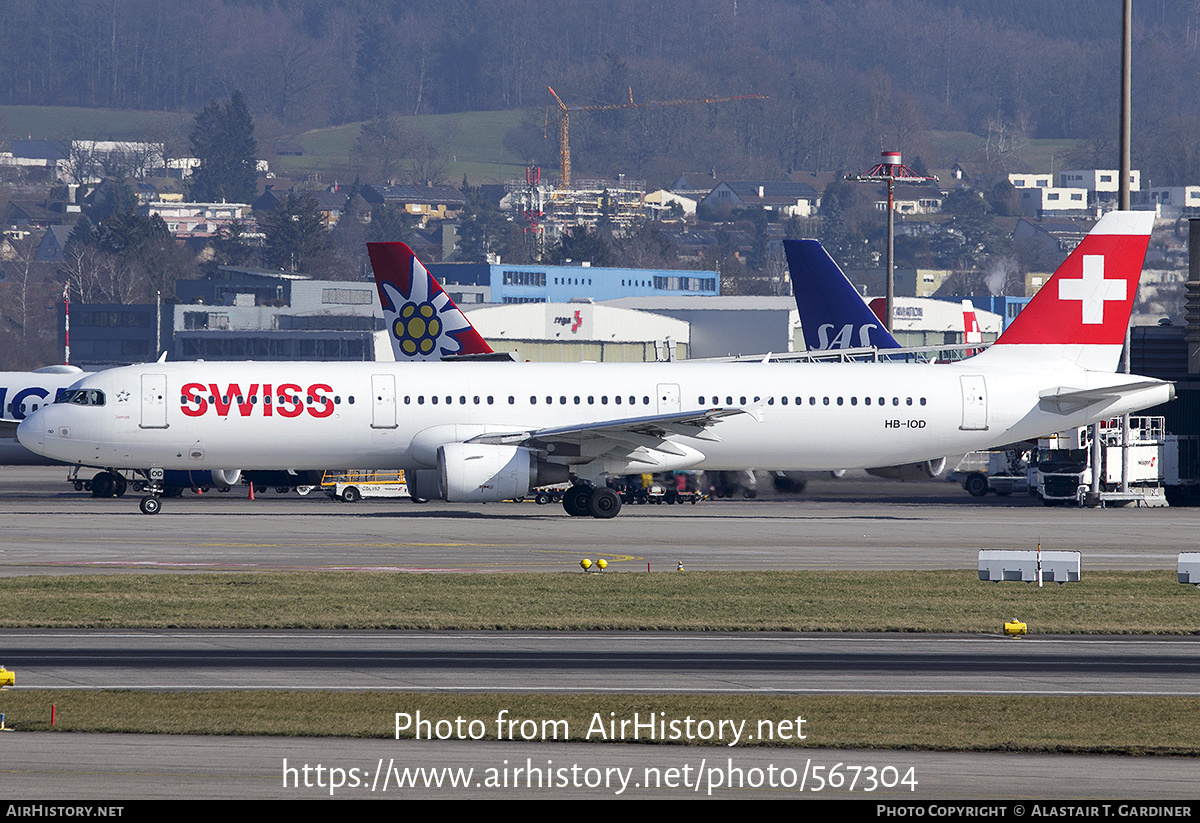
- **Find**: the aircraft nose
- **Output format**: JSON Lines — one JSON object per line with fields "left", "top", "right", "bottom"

{"left": 16, "top": 407, "right": 59, "bottom": 453}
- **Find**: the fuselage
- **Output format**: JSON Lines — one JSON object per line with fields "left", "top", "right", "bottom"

{"left": 16, "top": 358, "right": 1172, "bottom": 475}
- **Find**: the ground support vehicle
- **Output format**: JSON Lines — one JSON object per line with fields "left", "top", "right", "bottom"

{"left": 321, "top": 470, "right": 409, "bottom": 503}
{"left": 951, "top": 449, "right": 1033, "bottom": 497}
{"left": 1037, "top": 417, "right": 1166, "bottom": 507}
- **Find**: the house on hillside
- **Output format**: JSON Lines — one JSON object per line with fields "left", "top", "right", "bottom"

{"left": 361, "top": 183, "right": 465, "bottom": 224}
{"left": 699, "top": 180, "right": 819, "bottom": 218}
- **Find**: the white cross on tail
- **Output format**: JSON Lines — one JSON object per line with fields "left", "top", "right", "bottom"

{"left": 1057, "top": 254, "right": 1126, "bottom": 325}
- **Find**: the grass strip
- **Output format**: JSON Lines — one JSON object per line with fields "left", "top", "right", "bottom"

{"left": 1, "top": 691, "right": 1197, "bottom": 755}
{"left": 0, "top": 570, "right": 1196, "bottom": 633}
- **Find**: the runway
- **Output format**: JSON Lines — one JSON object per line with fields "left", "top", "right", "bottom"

{"left": 4, "top": 630, "right": 1200, "bottom": 695}
{"left": 4, "top": 733, "right": 1198, "bottom": 799}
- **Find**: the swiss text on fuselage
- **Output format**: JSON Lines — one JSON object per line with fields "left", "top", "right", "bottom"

{"left": 180, "top": 382, "right": 335, "bottom": 418}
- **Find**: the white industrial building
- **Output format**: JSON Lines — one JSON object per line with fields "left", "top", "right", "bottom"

{"left": 464, "top": 301, "right": 691, "bottom": 362}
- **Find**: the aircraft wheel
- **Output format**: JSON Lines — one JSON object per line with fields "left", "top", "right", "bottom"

{"left": 563, "top": 485, "right": 592, "bottom": 517}
{"left": 535, "top": 492, "right": 551, "bottom": 505}
{"left": 964, "top": 473, "right": 989, "bottom": 497}
{"left": 410, "top": 494, "right": 429, "bottom": 504}
{"left": 588, "top": 487, "right": 622, "bottom": 519}
{"left": 275, "top": 486, "right": 289, "bottom": 494}
{"left": 341, "top": 486, "right": 361, "bottom": 503}
{"left": 217, "top": 486, "right": 231, "bottom": 493}
{"left": 139, "top": 496, "right": 161, "bottom": 515}
{"left": 113, "top": 475, "right": 128, "bottom": 498}
{"left": 91, "top": 472, "right": 115, "bottom": 498}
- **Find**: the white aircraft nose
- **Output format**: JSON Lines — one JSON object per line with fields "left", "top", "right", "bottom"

{"left": 15, "top": 409, "right": 57, "bottom": 453}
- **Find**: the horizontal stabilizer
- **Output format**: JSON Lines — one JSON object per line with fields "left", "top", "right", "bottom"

{"left": 1038, "top": 380, "right": 1173, "bottom": 414}
{"left": 441, "top": 351, "right": 517, "bottom": 362}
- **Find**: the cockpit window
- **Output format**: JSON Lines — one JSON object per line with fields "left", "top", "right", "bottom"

{"left": 58, "top": 389, "right": 105, "bottom": 407}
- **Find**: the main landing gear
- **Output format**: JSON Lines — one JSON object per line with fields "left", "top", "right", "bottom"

{"left": 562, "top": 484, "right": 622, "bottom": 519}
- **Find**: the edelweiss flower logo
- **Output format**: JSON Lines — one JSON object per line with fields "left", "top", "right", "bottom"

{"left": 116, "top": 390, "right": 130, "bottom": 403}
{"left": 378, "top": 256, "right": 475, "bottom": 360}
{"left": 395, "top": 301, "right": 441, "bottom": 356}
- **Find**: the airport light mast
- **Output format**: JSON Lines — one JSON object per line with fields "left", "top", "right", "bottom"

{"left": 848, "top": 151, "right": 936, "bottom": 333}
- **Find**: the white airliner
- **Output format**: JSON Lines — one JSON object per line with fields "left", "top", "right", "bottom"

{"left": 0, "top": 365, "right": 89, "bottom": 465}
{"left": 18, "top": 211, "right": 1173, "bottom": 517}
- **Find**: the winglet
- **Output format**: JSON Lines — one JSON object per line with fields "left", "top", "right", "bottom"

{"left": 368, "top": 242, "right": 493, "bottom": 361}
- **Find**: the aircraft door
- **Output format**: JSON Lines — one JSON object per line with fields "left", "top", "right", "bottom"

{"left": 371, "top": 374, "right": 398, "bottom": 429}
{"left": 959, "top": 375, "right": 988, "bottom": 431}
{"left": 140, "top": 373, "right": 168, "bottom": 429}
{"left": 656, "top": 383, "right": 681, "bottom": 414}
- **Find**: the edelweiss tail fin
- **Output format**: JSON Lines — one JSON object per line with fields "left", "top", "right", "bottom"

{"left": 982, "top": 210, "right": 1153, "bottom": 371}
{"left": 368, "top": 242, "right": 493, "bottom": 361}
{"left": 784, "top": 239, "right": 901, "bottom": 351}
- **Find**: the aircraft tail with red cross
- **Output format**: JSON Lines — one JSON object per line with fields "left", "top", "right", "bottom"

{"left": 980, "top": 210, "right": 1153, "bottom": 372}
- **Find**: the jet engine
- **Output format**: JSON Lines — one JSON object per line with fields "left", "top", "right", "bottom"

{"left": 865, "top": 457, "right": 947, "bottom": 481}
{"left": 437, "top": 443, "right": 569, "bottom": 502}
{"left": 160, "top": 468, "right": 242, "bottom": 489}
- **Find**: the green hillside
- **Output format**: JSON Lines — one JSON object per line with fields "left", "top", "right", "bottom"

{"left": 280, "top": 110, "right": 531, "bottom": 184}
{"left": 0, "top": 105, "right": 192, "bottom": 143}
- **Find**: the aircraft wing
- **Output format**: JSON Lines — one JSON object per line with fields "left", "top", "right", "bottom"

{"left": 468, "top": 408, "right": 749, "bottom": 469}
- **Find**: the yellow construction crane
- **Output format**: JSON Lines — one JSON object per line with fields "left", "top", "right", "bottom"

{"left": 547, "top": 86, "right": 767, "bottom": 187}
